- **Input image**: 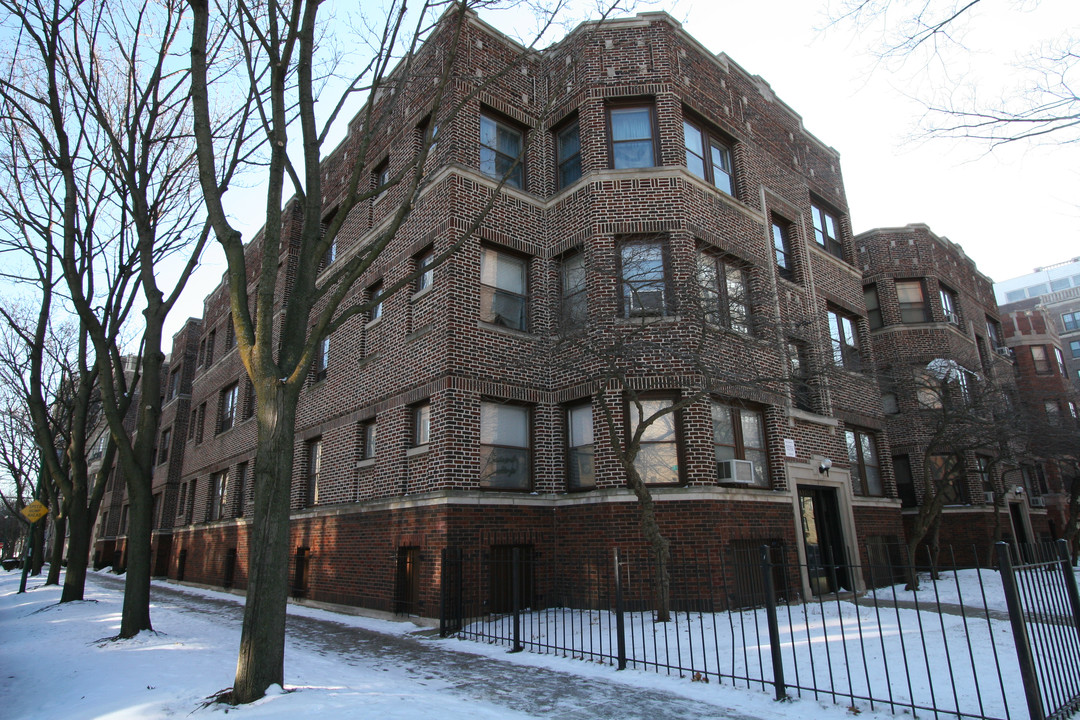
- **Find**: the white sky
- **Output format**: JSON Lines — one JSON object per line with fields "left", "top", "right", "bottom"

{"left": 163, "top": 0, "right": 1080, "bottom": 342}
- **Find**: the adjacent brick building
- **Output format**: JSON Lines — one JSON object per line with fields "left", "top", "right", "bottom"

{"left": 856, "top": 224, "right": 1047, "bottom": 558}
{"left": 96, "top": 10, "right": 918, "bottom": 616}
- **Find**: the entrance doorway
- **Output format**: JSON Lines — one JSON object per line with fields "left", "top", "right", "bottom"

{"left": 798, "top": 486, "right": 851, "bottom": 595}
{"left": 1009, "top": 503, "right": 1031, "bottom": 558}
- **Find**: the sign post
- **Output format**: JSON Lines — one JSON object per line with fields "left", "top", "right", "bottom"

{"left": 17, "top": 501, "right": 48, "bottom": 594}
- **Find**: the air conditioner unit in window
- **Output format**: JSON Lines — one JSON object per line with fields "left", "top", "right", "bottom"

{"left": 994, "top": 346, "right": 1013, "bottom": 358}
{"left": 1030, "top": 496, "right": 1046, "bottom": 508}
{"left": 946, "top": 312, "right": 961, "bottom": 326}
{"left": 983, "top": 491, "right": 996, "bottom": 505}
{"left": 718, "top": 459, "right": 755, "bottom": 484}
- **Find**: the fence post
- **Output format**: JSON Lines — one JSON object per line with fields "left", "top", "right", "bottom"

{"left": 614, "top": 547, "right": 627, "bottom": 670}
{"left": 760, "top": 544, "right": 786, "bottom": 701}
{"left": 511, "top": 547, "right": 523, "bottom": 652}
{"left": 997, "top": 541, "right": 1045, "bottom": 720}
{"left": 1056, "top": 538, "right": 1080, "bottom": 639}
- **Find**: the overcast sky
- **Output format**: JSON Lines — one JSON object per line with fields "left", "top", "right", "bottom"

{"left": 163, "top": 0, "right": 1079, "bottom": 341}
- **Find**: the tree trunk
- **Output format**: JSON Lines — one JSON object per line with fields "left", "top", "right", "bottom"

{"left": 118, "top": 467, "right": 153, "bottom": 637}
{"left": 621, "top": 461, "right": 671, "bottom": 622}
{"left": 30, "top": 520, "right": 45, "bottom": 575}
{"left": 61, "top": 489, "right": 90, "bottom": 603}
{"left": 232, "top": 382, "right": 299, "bottom": 703}
{"left": 46, "top": 515, "right": 65, "bottom": 586}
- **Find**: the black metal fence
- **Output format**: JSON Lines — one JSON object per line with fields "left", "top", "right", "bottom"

{"left": 441, "top": 540, "right": 1080, "bottom": 720}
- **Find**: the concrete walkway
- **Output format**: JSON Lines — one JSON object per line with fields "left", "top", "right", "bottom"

{"left": 90, "top": 573, "right": 766, "bottom": 720}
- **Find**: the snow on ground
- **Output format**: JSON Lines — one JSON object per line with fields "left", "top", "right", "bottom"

{"left": 1, "top": 566, "right": 1065, "bottom": 719}
{"left": 0, "top": 568, "right": 919, "bottom": 720}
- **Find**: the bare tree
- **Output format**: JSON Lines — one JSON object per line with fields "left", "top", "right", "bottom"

{"left": 554, "top": 239, "right": 833, "bottom": 620}
{"left": 830, "top": 0, "right": 1080, "bottom": 147}
{"left": 0, "top": 0, "right": 217, "bottom": 636}
{"left": 187, "top": 0, "right": 635, "bottom": 703}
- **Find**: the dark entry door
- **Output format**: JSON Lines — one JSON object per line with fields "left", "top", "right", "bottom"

{"left": 798, "top": 486, "right": 850, "bottom": 595}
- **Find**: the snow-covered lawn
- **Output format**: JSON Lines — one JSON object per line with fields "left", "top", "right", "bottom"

{"left": 1, "top": 568, "right": 929, "bottom": 720}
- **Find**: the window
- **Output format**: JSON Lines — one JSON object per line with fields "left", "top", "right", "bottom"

{"left": 373, "top": 159, "right": 390, "bottom": 199}
{"left": 313, "top": 335, "right": 329, "bottom": 382}
{"left": 1063, "top": 312, "right": 1080, "bottom": 332}
{"left": 306, "top": 438, "right": 321, "bottom": 506}
{"left": 1045, "top": 400, "right": 1061, "bottom": 425}
{"left": 845, "top": 429, "right": 882, "bottom": 496}
{"left": 929, "top": 454, "right": 967, "bottom": 505}
{"left": 361, "top": 421, "right": 377, "bottom": 460}
{"left": 198, "top": 338, "right": 207, "bottom": 367}
{"left": 881, "top": 392, "right": 899, "bottom": 415}
{"left": 224, "top": 315, "right": 236, "bottom": 351}
{"left": 195, "top": 403, "right": 206, "bottom": 443}
{"left": 986, "top": 318, "right": 1003, "bottom": 347}
{"left": 1032, "top": 345, "right": 1052, "bottom": 374}
{"left": 976, "top": 455, "right": 993, "bottom": 494}
{"left": 367, "top": 281, "right": 383, "bottom": 323}
{"left": 865, "top": 285, "right": 883, "bottom": 330}
{"left": 480, "top": 247, "right": 528, "bottom": 330}
{"left": 683, "top": 119, "right": 733, "bottom": 194}
{"left": 609, "top": 105, "right": 655, "bottom": 169}
{"left": 940, "top": 286, "right": 960, "bottom": 325}
{"left": 620, "top": 240, "right": 670, "bottom": 318}
{"left": 1070, "top": 401, "right": 1080, "bottom": 421}
{"left": 1055, "top": 346, "right": 1067, "bottom": 375}
{"left": 413, "top": 402, "right": 430, "bottom": 447}
{"left": 235, "top": 462, "right": 247, "bottom": 518}
{"left": 210, "top": 470, "right": 229, "bottom": 521}
{"left": 1071, "top": 340, "right": 1080, "bottom": 358}
{"left": 242, "top": 376, "right": 256, "bottom": 420}
{"left": 810, "top": 202, "right": 843, "bottom": 259}
{"left": 894, "top": 455, "right": 917, "bottom": 508}
{"left": 158, "top": 428, "right": 171, "bottom": 465}
{"left": 416, "top": 249, "right": 434, "bottom": 293}
{"left": 560, "top": 251, "right": 587, "bottom": 328}
{"left": 630, "top": 398, "right": 680, "bottom": 485}
{"left": 698, "top": 253, "right": 750, "bottom": 332}
{"left": 218, "top": 383, "right": 238, "bottom": 433}
{"left": 177, "top": 483, "right": 187, "bottom": 517}
{"left": 167, "top": 370, "right": 180, "bottom": 401}
{"left": 479, "top": 113, "right": 523, "bottom": 188}
{"left": 771, "top": 217, "right": 794, "bottom": 282}
{"left": 188, "top": 478, "right": 198, "bottom": 520}
{"left": 556, "top": 118, "right": 582, "bottom": 188}
{"left": 828, "top": 308, "right": 860, "bottom": 370}
{"left": 320, "top": 208, "right": 338, "bottom": 270}
{"left": 479, "top": 402, "right": 530, "bottom": 490}
{"left": 566, "top": 403, "right": 594, "bottom": 491}
{"left": 711, "top": 401, "right": 768, "bottom": 487}
{"left": 896, "top": 280, "right": 928, "bottom": 323}
{"left": 788, "top": 341, "right": 814, "bottom": 411}
{"left": 205, "top": 330, "right": 216, "bottom": 365}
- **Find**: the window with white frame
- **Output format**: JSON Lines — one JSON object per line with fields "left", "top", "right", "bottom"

{"left": 811, "top": 201, "right": 843, "bottom": 259}
{"left": 480, "top": 113, "right": 524, "bottom": 188}
{"left": 416, "top": 249, "right": 434, "bottom": 293}
{"left": 560, "top": 251, "right": 587, "bottom": 328}
{"left": 479, "top": 402, "right": 530, "bottom": 490}
{"left": 828, "top": 308, "right": 861, "bottom": 370}
{"left": 683, "top": 118, "right": 734, "bottom": 195}
{"left": 629, "top": 398, "right": 680, "bottom": 485}
{"left": 567, "top": 403, "right": 594, "bottom": 490}
{"left": 413, "top": 403, "right": 430, "bottom": 447}
{"left": 306, "top": 438, "right": 321, "bottom": 506}
{"left": 362, "top": 421, "right": 377, "bottom": 460}
{"left": 210, "top": 470, "right": 229, "bottom": 520}
{"left": 940, "top": 285, "right": 960, "bottom": 325}
{"left": 218, "top": 383, "right": 238, "bottom": 433}
{"left": 313, "top": 335, "right": 329, "bottom": 382}
{"left": 480, "top": 247, "right": 528, "bottom": 331}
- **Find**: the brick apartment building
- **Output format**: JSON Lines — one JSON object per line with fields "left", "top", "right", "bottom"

{"left": 997, "top": 300, "right": 1080, "bottom": 538}
{"left": 93, "top": 9, "right": 914, "bottom": 616}
{"left": 856, "top": 224, "right": 1047, "bottom": 557}
{"left": 996, "top": 257, "right": 1080, "bottom": 395}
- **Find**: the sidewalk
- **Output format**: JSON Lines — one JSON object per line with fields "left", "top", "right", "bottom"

{"left": 90, "top": 573, "right": 769, "bottom": 720}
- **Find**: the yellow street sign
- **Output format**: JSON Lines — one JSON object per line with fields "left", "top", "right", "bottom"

{"left": 20, "top": 500, "right": 48, "bottom": 523}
